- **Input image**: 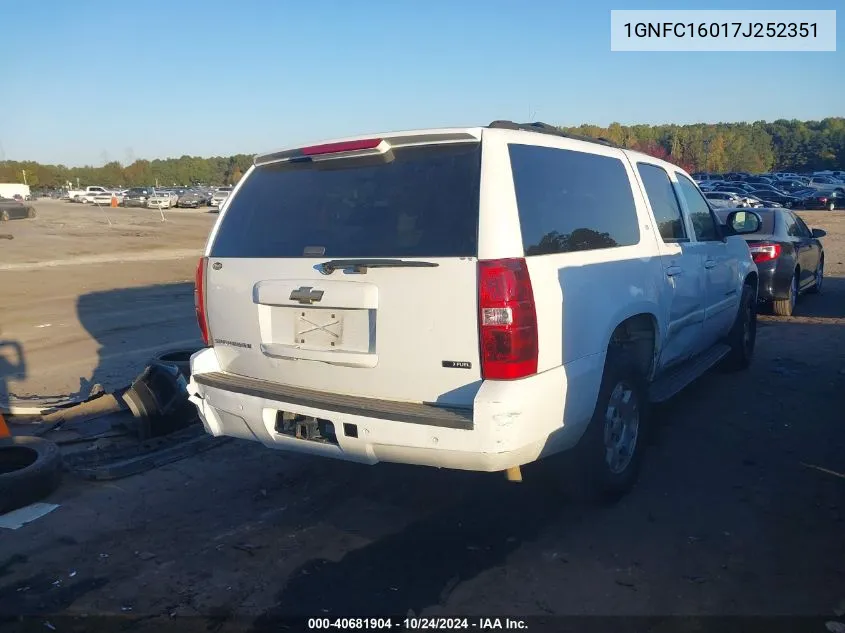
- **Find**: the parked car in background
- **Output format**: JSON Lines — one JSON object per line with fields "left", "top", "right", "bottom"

{"left": 717, "top": 207, "right": 825, "bottom": 317}
{"left": 209, "top": 186, "right": 232, "bottom": 208}
{"left": 749, "top": 189, "right": 798, "bottom": 208}
{"left": 177, "top": 189, "right": 207, "bottom": 208}
{"left": 809, "top": 176, "right": 842, "bottom": 189}
{"left": 0, "top": 197, "right": 37, "bottom": 221}
{"left": 745, "top": 194, "right": 779, "bottom": 208}
{"left": 91, "top": 192, "right": 123, "bottom": 205}
{"left": 704, "top": 191, "right": 747, "bottom": 208}
{"left": 122, "top": 187, "right": 155, "bottom": 207}
{"left": 146, "top": 192, "right": 173, "bottom": 209}
{"left": 716, "top": 182, "right": 757, "bottom": 194}
{"left": 744, "top": 175, "right": 774, "bottom": 185}
{"left": 775, "top": 180, "right": 809, "bottom": 193}
{"left": 798, "top": 190, "right": 845, "bottom": 211}
{"left": 67, "top": 185, "right": 111, "bottom": 201}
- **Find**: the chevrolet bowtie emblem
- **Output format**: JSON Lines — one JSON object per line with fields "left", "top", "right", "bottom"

{"left": 289, "top": 286, "right": 324, "bottom": 305}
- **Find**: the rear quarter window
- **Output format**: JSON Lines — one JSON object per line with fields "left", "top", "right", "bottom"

{"left": 209, "top": 144, "right": 481, "bottom": 258}
{"left": 508, "top": 144, "right": 640, "bottom": 255}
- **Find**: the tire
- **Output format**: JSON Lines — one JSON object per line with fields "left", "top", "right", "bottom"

{"left": 150, "top": 347, "right": 201, "bottom": 379}
{"left": 561, "top": 348, "right": 649, "bottom": 502}
{"left": 808, "top": 258, "right": 824, "bottom": 294}
{"left": 828, "top": 201, "right": 836, "bottom": 212}
{"left": 0, "top": 436, "right": 63, "bottom": 514}
{"left": 26, "top": 207, "right": 36, "bottom": 219}
{"left": 0, "top": 210, "right": 8, "bottom": 222}
{"left": 772, "top": 270, "right": 798, "bottom": 317}
{"left": 721, "top": 284, "right": 757, "bottom": 371}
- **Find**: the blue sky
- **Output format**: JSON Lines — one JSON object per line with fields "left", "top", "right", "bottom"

{"left": 3, "top": 0, "right": 842, "bottom": 166}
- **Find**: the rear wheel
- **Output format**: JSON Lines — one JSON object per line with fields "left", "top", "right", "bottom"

{"left": 0, "top": 210, "right": 9, "bottom": 222}
{"left": 721, "top": 284, "right": 756, "bottom": 371}
{"left": 829, "top": 201, "right": 836, "bottom": 211}
{"left": 808, "top": 258, "right": 824, "bottom": 294}
{"left": 773, "top": 271, "right": 798, "bottom": 317}
{"left": 562, "top": 349, "right": 649, "bottom": 502}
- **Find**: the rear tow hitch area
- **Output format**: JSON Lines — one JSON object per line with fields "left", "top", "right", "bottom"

{"left": 275, "top": 411, "right": 339, "bottom": 445}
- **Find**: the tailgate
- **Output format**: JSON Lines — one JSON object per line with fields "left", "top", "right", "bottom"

{"left": 204, "top": 138, "right": 483, "bottom": 407}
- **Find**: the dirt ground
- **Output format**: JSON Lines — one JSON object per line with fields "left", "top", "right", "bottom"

{"left": 0, "top": 200, "right": 216, "bottom": 404}
{"left": 1, "top": 203, "right": 844, "bottom": 629}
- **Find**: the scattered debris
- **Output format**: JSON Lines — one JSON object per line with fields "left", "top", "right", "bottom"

{"left": 683, "top": 575, "right": 708, "bottom": 584}
{"left": 801, "top": 463, "right": 845, "bottom": 480}
{"left": 44, "top": 621, "right": 56, "bottom": 631}
{"left": 0, "top": 503, "right": 60, "bottom": 530}
{"left": 68, "top": 571, "right": 77, "bottom": 578}
{"left": 232, "top": 543, "right": 262, "bottom": 556}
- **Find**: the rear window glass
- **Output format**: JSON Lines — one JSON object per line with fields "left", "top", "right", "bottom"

{"left": 508, "top": 144, "right": 640, "bottom": 255}
{"left": 209, "top": 144, "right": 481, "bottom": 258}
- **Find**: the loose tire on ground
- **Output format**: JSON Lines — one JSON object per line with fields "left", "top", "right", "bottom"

{"left": 720, "top": 284, "right": 757, "bottom": 372}
{"left": 558, "top": 348, "right": 649, "bottom": 503}
{"left": 0, "top": 436, "right": 63, "bottom": 514}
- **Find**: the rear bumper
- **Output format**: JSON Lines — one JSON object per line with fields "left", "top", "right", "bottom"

{"left": 755, "top": 259, "right": 792, "bottom": 301}
{"left": 186, "top": 348, "right": 604, "bottom": 472}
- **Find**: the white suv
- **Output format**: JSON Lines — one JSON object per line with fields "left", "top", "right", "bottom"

{"left": 187, "top": 121, "right": 761, "bottom": 498}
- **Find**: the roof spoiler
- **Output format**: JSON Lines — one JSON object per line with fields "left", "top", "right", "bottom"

{"left": 487, "top": 120, "right": 619, "bottom": 148}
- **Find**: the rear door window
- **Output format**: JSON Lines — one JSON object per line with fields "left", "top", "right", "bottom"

{"left": 508, "top": 144, "right": 640, "bottom": 255}
{"left": 210, "top": 143, "right": 481, "bottom": 258}
{"left": 636, "top": 162, "right": 687, "bottom": 242}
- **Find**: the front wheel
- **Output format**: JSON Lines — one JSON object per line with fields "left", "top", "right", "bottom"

{"left": 721, "top": 284, "right": 757, "bottom": 371}
{"left": 564, "top": 349, "right": 649, "bottom": 502}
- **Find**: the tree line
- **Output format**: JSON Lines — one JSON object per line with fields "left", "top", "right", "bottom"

{"left": 2, "top": 118, "right": 843, "bottom": 189}
{"left": 562, "top": 117, "right": 844, "bottom": 175}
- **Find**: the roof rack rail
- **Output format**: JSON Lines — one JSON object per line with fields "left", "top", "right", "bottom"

{"left": 487, "top": 120, "right": 619, "bottom": 148}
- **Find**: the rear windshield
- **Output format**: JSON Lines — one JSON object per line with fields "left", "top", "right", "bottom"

{"left": 210, "top": 143, "right": 481, "bottom": 258}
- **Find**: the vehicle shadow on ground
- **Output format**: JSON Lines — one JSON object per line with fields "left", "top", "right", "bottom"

{"left": 790, "top": 276, "right": 845, "bottom": 319}
{"left": 74, "top": 282, "right": 202, "bottom": 399}
{"left": 248, "top": 466, "right": 569, "bottom": 628}
{"left": 0, "top": 337, "right": 26, "bottom": 413}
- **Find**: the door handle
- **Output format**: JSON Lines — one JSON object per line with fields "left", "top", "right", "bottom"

{"left": 704, "top": 260, "right": 717, "bottom": 269}
{"left": 666, "top": 265, "right": 683, "bottom": 277}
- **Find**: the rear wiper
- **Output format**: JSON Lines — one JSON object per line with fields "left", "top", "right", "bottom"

{"left": 318, "top": 259, "right": 440, "bottom": 275}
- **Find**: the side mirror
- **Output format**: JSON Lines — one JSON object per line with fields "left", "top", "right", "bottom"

{"left": 811, "top": 228, "right": 826, "bottom": 238}
{"left": 724, "top": 210, "right": 762, "bottom": 235}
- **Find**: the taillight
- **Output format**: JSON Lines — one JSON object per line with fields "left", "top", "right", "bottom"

{"left": 748, "top": 242, "right": 782, "bottom": 264}
{"left": 478, "top": 258, "right": 538, "bottom": 380}
{"left": 195, "top": 256, "right": 210, "bottom": 346}
{"left": 819, "top": 197, "right": 827, "bottom": 203}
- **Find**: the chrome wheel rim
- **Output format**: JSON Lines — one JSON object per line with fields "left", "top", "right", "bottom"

{"left": 603, "top": 382, "right": 640, "bottom": 475}
{"left": 817, "top": 262, "right": 824, "bottom": 290}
